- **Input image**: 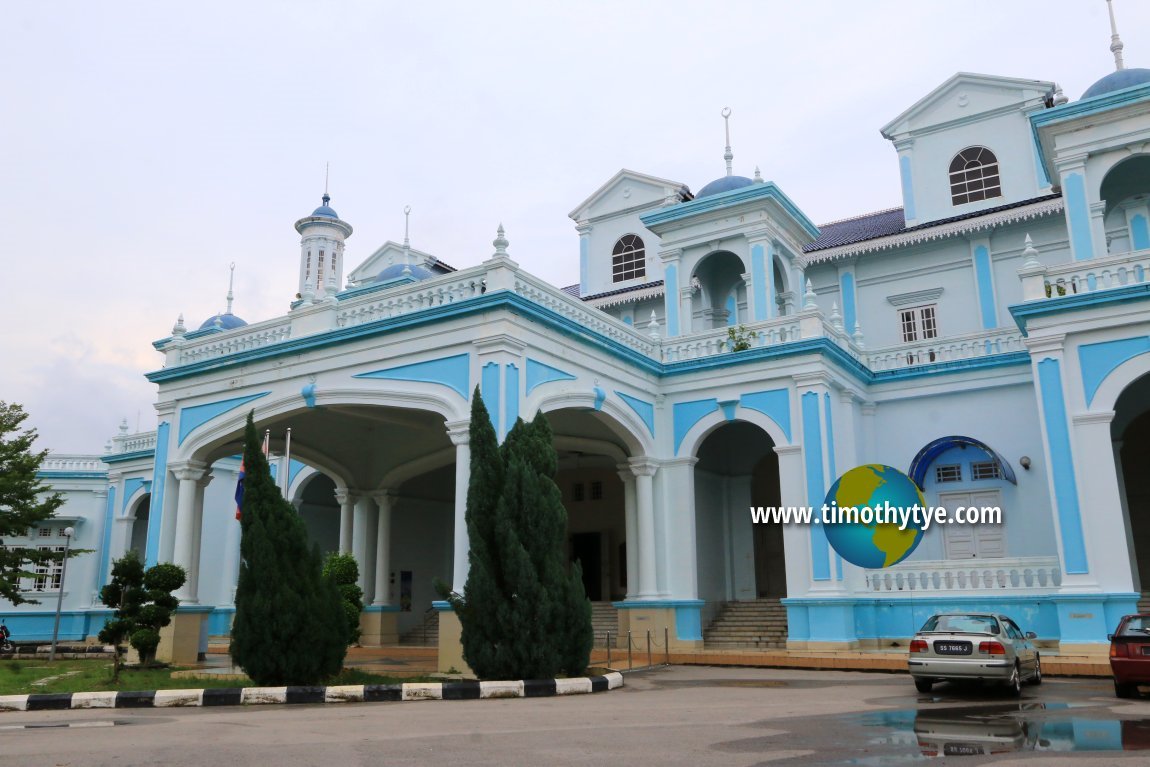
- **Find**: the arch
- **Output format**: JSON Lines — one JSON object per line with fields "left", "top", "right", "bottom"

{"left": 121, "top": 483, "right": 151, "bottom": 519}
{"left": 1090, "top": 351, "right": 1150, "bottom": 415}
{"left": 908, "top": 435, "right": 1017, "bottom": 490}
{"left": 678, "top": 407, "right": 791, "bottom": 461}
{"left": 948, "top": 146, "right": 1001, "bottom": 206}
{"left": 378, "top": 446, "right": 457, "bottom": 491}
{"left": 173, "top": 386, "right": 464, "bottom": 467}
{"left": 289, "top": 466, "right": 343, "bottom": 507}
{"left": 611, "top": 234, "right": 646, "bottom": 283}
{"left": 530, "top": 391, "right": 652, "bottom": 457}
{"left": 1091, "top": 151, "right": 1150, "bottom": 203}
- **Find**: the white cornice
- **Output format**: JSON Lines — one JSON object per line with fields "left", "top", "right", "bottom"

{"left": 805, "top": 198, "right": 1064, "bottom": 264}
{"left": 887, "top": 287, "right": 944, "bottom": 307}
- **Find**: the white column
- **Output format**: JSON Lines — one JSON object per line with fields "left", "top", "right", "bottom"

{"left": 171, "top": 463, "right": 206, "bottom": 601}
{"left": 630, "top": 458, "right": 659, "bottom": 598}
{"left": 334, "top": 489, "right": 355, "bottom": 554}
{"left": 741, "top": 271, "right": 753, "bottom": 323}
{"left": 448, "top": 422, "right": 471, "bottom": 594}
{"left": 660, "top": 457, "right": 700, "bottom": 600}
{"left": 372, "top": 491, "right": 394, "bottom": 606}
{"left": 352, "top": 494, "right": 375, "bottom": 596}
{"left": 1073, "top": 411, "right": 1136, "bottom": 593}
{"left": 775, "top": 445, "right": 810, "bottom": 598}
{"left": 679, "top": 286, "right": 694, "bottom": 335}
{"left": 187, "top": 470, "right": 212, "bottom": 604}
{"left": 617, "top": 466, "right": 638, "bottom": 599}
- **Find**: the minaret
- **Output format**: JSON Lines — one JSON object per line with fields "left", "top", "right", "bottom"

{"left": 722, "top": 107, "right": 733, "bottom": 177}
{"left": 1108, "top": 0, "right": 1126, "bottom": 71}
{"left": 294, "top": 171, "right": 353, "bottom": 305}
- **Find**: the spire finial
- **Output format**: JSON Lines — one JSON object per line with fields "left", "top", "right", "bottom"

{"left": 226, "top": 262, "right": 235, "bottom": 315}
{"left": 492, "top": 223, "right": 509, "bottom": 259}
{"left": 721, "top": 107, "right": 733, "bottom": 177}
{"left": 403, "top": 205, "right": 412, "bottom": 249}
{"left": 322, "top": 162, "right": 331, "bottom": 206}
{"left": 1108, "top": 0, "right": 1126, "bottom": 71}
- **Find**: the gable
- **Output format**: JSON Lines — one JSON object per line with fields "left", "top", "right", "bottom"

{"left": 883, "top": 73, "right": 1055, "bottom": 140}
{"left": 569, "top": 169, "right": 689, "bottom": 222}
{"left": 347, "top": 241, "right": 441, "bottom": 284}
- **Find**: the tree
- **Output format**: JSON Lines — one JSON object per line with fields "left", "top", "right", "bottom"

{"left": 439, "top": 391, "right": 592, "bottom": 679}
{"left": 0, "top": 402, "right": 67, "bottom": 606}
{"left": 97, "top": 551, "right": 186, "bottom": 678}
{"left": 322, "top": 552, "right": 364, "bottom": 646}
{"left": 230, "top": 412, "right": 347, "bottom": 685}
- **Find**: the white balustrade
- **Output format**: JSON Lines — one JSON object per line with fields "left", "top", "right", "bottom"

{"left": 174, "top": 319, "right": 293, "bottom": 366}
{"left": 865, "top": 328, "right": 1024, "bottom": 371}
{"left": 336, "top": 267, "right": 487, "bottom": 327}
{"left": 110, "top": 430, "right": 156, "bottom": 455}
{"left": 660, "top": 316, "right": 804, "bottom": 362}
{"left": 41, "top": 455, "right": 106, "bottom": 472}
{"left": 1040, "top": 248, "right": 1150, "bottom": 300}
{"left": 860, "top": 556, "right": 1061, "bottom": 594}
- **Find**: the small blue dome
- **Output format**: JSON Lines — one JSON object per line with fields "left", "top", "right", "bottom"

{"left": 375, "top": 263, "right": 434, "bottom": 283}
{"left": 309, "top": 193, "right": 339, "bottom": 219}
{"left": 198, "top": 313, "right": 248, "bottom": 331}
{"left": 696, "top": 175, "right": 755, "bottom": 198}
{"left": 1081, "top": 68, "right": 1150, "bottom": 100}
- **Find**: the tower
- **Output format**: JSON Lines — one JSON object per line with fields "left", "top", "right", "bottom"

{"left": 294, "top": 192, "right": 353, "bottom": 304}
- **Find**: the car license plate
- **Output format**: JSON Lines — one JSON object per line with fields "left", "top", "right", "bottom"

{"left": 944, "top": 743, "right": 983, "bottom": 756}
{"left": 934, "top": 641, "right": 972, "bottom": 655}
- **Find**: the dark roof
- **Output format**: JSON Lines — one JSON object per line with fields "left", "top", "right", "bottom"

{"left": 561, "top": 284, "right": 581, "bottom": 297}
{"left": 804, "top": 193, "right": 1062, "bottom": 253}
{"left": 580, "top": 279, "right": 664, "bottom": 302}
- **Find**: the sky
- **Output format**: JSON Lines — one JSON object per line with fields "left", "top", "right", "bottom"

{"left": 3, "top": 0, "right": 1148, "bottom": 454}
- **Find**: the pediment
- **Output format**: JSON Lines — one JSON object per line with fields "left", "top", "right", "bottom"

{"left": 347, "top": 241, "right": 440, "bottom": 284}
{"left": 569, "top": 169, "right": 689, "bottom": 222}
{"left": 882, "top": 73, "right": 1055, "bottom": 140}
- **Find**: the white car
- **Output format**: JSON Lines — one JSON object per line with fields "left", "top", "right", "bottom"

{"left": 908, "top": 613, "right": 1041, "bottom": 696}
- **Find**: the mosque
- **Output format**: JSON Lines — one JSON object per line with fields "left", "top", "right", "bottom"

{"left": 15, "top": 3, "right": 1150, "bottom": 668}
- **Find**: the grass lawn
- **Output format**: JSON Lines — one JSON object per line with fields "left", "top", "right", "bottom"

{"left": 0, "top": 660, "right": 430, "bottom": 696}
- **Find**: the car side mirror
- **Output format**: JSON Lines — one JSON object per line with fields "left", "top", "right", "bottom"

{"left": 1108, "top": 634, "right": 1116, "bottom": 641}
{"left": 1026, "top": 631, "right": 1037, "bottom": 640}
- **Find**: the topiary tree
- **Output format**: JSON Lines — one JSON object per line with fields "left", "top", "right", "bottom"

{"left": 322, "top": 552, "right": 363, "bottom": 646}
{"left": 98, "top": 551, "right": 186, "bottom": 678}
{"left": 438, "top": 391, "right": 592, "bottom": 679}
{"left": 230, "top": 412, "right": 347, "bottom": 685}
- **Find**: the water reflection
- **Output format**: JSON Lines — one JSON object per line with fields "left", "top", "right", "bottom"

{"left": 861, "top": 703, "right": 1150, "bottom": 758}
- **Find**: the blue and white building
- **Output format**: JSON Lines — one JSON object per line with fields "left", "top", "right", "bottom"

{"left": 12, "top": 10, "right": 1150, "bottom": 667}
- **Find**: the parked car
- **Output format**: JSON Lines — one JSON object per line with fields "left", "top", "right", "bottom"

{"left": 1109, "top": 614, "right": 1150, "bottom": 698}
{"left": 908, "top": 613, "right": 1041, "bottom": 695}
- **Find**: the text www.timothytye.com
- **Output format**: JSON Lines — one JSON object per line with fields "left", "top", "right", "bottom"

{"left": 750, "top": 502, "right": 1002, "bottom": 531}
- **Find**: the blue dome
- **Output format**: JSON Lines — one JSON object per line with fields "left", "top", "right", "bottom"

{"left": 198, "top": 313, "right": 247, "bottom": 331}
{"left": 696, "top": 175, "right": 755, "bottom": 198}
{"left": 375, "top": 263, "right": 434, "bottom": 283}
{"left": 1081, "top": 68, "right": 1150, "bottom": 99}
{"left": 311, "top": 204, "right": 339, "bottom": 218}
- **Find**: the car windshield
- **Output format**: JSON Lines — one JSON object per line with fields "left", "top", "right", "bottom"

{"left": 920, "top": 615, "right": 1000, "bottom": 634}
{"left": 1119, "top": 616, "right": 1150, "bottom": 636}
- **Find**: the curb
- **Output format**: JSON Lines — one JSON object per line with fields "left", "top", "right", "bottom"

{"left": 0, "top": 672, "right": 625, "bottom": 712}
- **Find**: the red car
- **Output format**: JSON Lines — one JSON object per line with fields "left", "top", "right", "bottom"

{"left": 1109, "top": 614, "right": 1150, "bottom": 697}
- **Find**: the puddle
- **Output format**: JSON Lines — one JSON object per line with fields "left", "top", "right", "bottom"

{"left": 856, "top": 702, "right": 1150, "bottom": 760}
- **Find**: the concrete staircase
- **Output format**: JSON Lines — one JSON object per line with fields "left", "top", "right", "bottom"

{"left": 399, "top": 610, "right": 439, "bottom": 646}
{"left": 591, "top": 601, "right": 619, "bottom": 645}
{"left": 703, "top": 599, "right": 788, "bottom": 649}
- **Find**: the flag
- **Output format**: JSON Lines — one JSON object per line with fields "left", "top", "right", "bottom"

{"left": 235, "top": 458, "right": 245, "bottom": 520}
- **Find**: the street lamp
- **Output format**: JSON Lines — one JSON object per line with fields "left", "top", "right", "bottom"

{"left": 48, "top": 526, "right": 75, "bottom": 662}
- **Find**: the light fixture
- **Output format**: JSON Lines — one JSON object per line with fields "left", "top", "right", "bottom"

{"left": 48, "top": 526, "right": 75, "bottom": 662}
{"left": 1019, "top": 456, "right": 1031, "bottom": 470}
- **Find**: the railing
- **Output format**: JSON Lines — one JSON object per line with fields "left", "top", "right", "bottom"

{"left": 860, "top": 556, "right": 1061, "bottom": 594}
{"left": 1032, "top": 248, "right": 1150, "bottom": 301}
{"left": 336, "top": 266, "right": 487, "bottom": 327}
{"left": 173, "top": 318, "right": 293, "bottom": 366}
{"left": 661, "top": 316, "right": 803, "bottom": 362}
{"left": 110, "top": 430, "right": 156, "bottom": 455}
{"left": 866, "top": 328, "right": 1025, "bottom": 372}
{"left": 40, "top": 455, "right": 106, "bottom": 472}
{"left": 512, "top": 271, "right": 660, "bottom": 359}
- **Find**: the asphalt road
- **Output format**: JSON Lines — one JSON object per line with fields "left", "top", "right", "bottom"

{"left": 2, "top": 666, "right": 1148, "bottom": 766}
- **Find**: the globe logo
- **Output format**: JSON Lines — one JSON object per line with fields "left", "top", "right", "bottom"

{"left": 822, "top": 464, "right": 927, "bottom": 569}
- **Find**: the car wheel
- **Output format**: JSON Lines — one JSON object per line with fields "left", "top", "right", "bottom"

{"left": 1115, "top": 681, "right": 1137, "bottom": 699}
{"left": 914, "top": 678, "right": 933, "bottom": 693}
{"left": 1006, "top": 664, "right": 1022, "bottom": 697}
{"left": 1028, "top": 655, "right": 1042, "bottom": 686}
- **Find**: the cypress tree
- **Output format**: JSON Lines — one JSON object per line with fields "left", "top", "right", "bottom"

{"left": 230, "top": 412, "right": 347, "bottom": 685}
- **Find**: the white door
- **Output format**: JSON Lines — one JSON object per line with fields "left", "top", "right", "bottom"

{"left": 939, "top": 490, "right": 1004, "bottom": 559}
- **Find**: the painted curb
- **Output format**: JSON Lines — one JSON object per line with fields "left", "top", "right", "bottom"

{"left": 0, "top": 672, "right": 624, "bottom": 711}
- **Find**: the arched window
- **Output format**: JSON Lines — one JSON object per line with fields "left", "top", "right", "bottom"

{"left": 949, "top": 147, "right": 1002, "bottom": 206}
{"left": 611, "top": 235, "right": 646, "bottom": 282}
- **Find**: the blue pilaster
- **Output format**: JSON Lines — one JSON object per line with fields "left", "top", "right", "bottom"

{"left": 664, "top": 263, "right": 680, "bottom": 336}
{"left": 144, "top": 421, "right": 170, "bottom": 567}
{"left": 97, "top": 485, "right": 116, "bottom": 588}
{"left": 1064, "top": 172, "right": 1094, "bottom": 261}
{"left": 972, "top": 244, "right": 998, "bottom": 329}
{"left": 481, "top": 362, "right": 501, "bottom": 439}
{"left": 1037, "top": 358, "right": 1088, "bottom": 574}
{"left": 839, "top": 271, "right": 856, "bottom": 332}
{"left": 802, "top": 391, "right": 830, "bottom": 581}
{"left": 504, "top": 363, "right": 520, "bottom": 435}
{"left": 751, "top": 242, "right": 773, "bottom": 321}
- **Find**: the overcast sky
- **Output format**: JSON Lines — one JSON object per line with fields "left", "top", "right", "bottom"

{"left": 3, "top": 0, "right": 1147, "bottom": 453}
